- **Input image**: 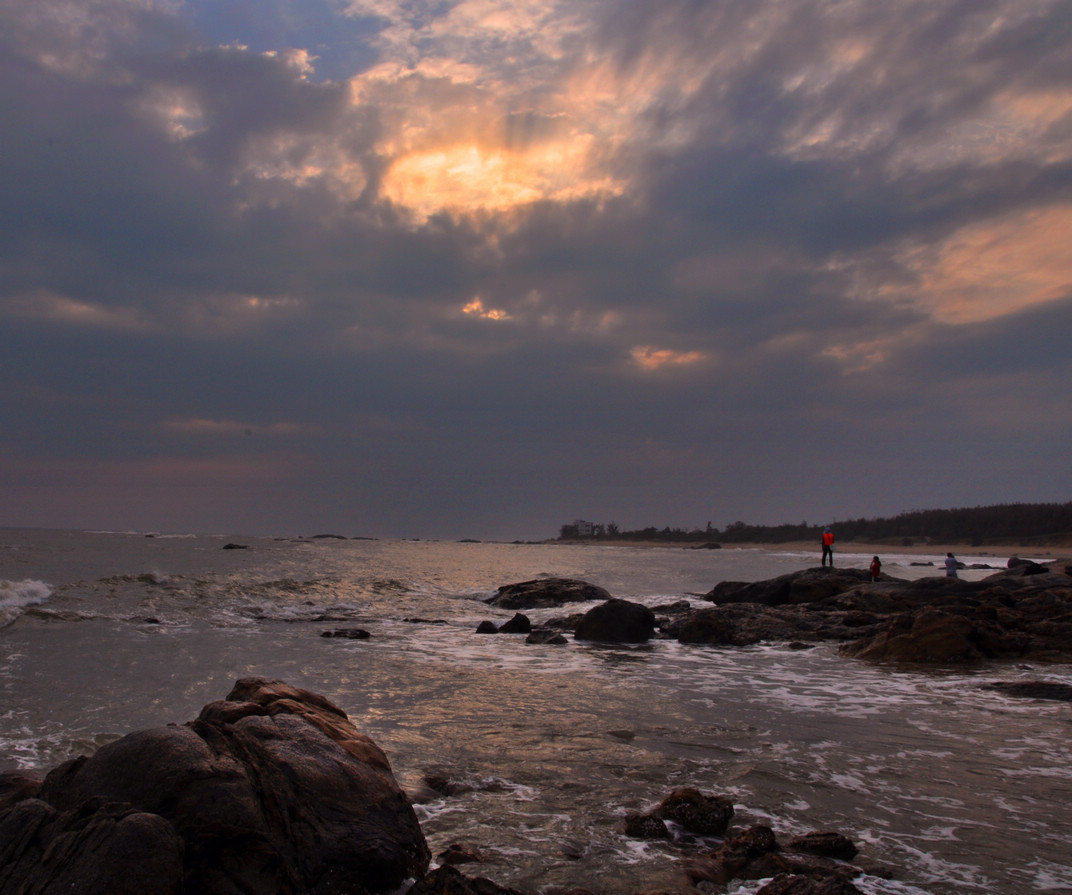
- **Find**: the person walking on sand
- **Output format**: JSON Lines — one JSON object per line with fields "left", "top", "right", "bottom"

{"left": 945, "top": 552, "right": 959, "bottom": 578}
{"left": 870, "top": 556, "right": 881, "bottom": 581}
{"left": 821, "top": 527, "right": 835, "bottom": 567}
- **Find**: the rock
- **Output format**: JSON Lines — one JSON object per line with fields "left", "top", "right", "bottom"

{"left": 685, "top": 825, "right": 780, "bottom": 885}
{"left": 981, "top": 681, "right": 1072, "bottom": 701}
{"left": 574, "top": 599, "right": 656, "bottom": 643}
{"left": 418, "top": 772, "right": 472, "bottom": 798}
{"left": 664, "top": 562, "right": 1072, "bottom": 664}
{"left": 321, "top": 628, "right": 371, "bottom": 639}
{"left": 498, "top": 613, "right": 531, "bottom": 634}
{"left": 758, "top": 874, "right": 864, "bottom": 894}
{"left": 222, "top": 543, "right": 248, "bottom": 550}
{"left": 437, "top": 842, "right": 485, "bottom": 865}
{"left": 787, "top": 831, "right": 858, "bottom": 860}
{"left": 525, "top": 631, "right": 569, "bottom": 645}
{"left": 408, "top": 865, "right": 526, "bottom": 895}
{"left": 486, "top": 578, "right": 612, "bottom": 610}
{"left": 839, "top": 610, "right": 983, "bottom": 663}
{"left": 475, "top": 621, "right": 499, "bottom": 634}
{"left": 2, "top": 678, "right": 430, "bottom": 895}
{"left": 0, "top": 798, "right": 184, "bottom": 895}
{"left": 651, "top": 787, "right": 734, "bottom": 836}
{"left": 623, "top": 813, "right": 671, "bottom": 839}
{"left": 668, "top": 604, "right": 823, "bottom": 647}
{"left": 0, "top": 770, "right": 42, "bottom": 813}
{"left": 706, "top": 568, "right": 875, "bottom": 607}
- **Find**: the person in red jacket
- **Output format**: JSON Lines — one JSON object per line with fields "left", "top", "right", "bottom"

{"left": 821, "top": 527, "right": 835, "bottom": 567}
{"left": 869, "top": 556, "right": 881, "bottom": 581}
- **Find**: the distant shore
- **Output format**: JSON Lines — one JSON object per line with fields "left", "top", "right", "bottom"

{"left": 551, "top": 538, "right": 1069, "bottom": 559}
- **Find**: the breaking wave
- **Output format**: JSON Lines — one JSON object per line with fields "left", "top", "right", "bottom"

{"left": 0, "top": 579, "right": 52, "bottom": 627}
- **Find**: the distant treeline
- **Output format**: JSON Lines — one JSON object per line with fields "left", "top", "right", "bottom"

{"left": 558, "top": 501, "right": 1072, "bottom": 547}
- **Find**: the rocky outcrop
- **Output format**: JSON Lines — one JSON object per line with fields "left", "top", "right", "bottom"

{"left": 674, "top": 562, "right": 1072, "bottom": 664}
{"left": 485, "top": 578, "right": 611, "bottom": 610}
{"left": 574, "top": 599, "right": 656, "bottom": 643}
{"left": 706, "top": 568, "right": 875, "bottom": 606}
{"left": 683, "top": 824, "right": 874, "bottom": 892}
{"left": 0, "top": 678, "right": 430, "bottom": 895}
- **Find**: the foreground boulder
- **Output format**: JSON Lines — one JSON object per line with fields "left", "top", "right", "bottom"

{"left": 0, "top": 678, "right": 430, "bottom": 895}
{"left": 485, "top": 577, "right": 611, "bottom": 609}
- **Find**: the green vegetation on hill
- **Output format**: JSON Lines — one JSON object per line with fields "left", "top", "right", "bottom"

{"left": 559, "top": 501, "right": 1072, "bottom": 547}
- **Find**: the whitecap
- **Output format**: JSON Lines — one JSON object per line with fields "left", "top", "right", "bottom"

{"left": 0, "top": 579, "right": 52, "bottom": 627}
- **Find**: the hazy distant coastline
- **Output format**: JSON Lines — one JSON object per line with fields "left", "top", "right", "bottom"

{"left": 553, "top": 538, "right": 1068, "bottom": 558}
{"left": 556, "top": 500, "right": 1072, "bottom": 552}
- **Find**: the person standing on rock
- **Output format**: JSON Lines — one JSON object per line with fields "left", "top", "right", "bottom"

{"left": 821, "top": 527, "right": 835, "bottom": 567}
{"left": 945, "top": 552, "right": 959, "bottom": 577}
{"left": 869, "top": 556, "right": 881, "bottom": 581}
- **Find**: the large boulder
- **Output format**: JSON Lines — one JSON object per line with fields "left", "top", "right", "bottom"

{"left": 1, "top": 678, "right": 430, "bottom": 895}
{"left": 486, "top": 578, "right": 612, "bottom": 610}
{"left": 574, "top": 599, "right": 656, "bottom": 643}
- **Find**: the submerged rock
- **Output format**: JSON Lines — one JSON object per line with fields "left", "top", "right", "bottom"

{"left": 408, "top": 864, "right": 525, "bottom": 895}
{"left": 485, "top": 578, "right": 612, "bottom": 610}
{"left": 0, "top": 678, "right": 430, "bottom": 895}
{"left": 981, "top": 681, "right": 1072, "bottom": 702}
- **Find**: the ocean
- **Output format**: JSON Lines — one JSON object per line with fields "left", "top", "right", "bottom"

{"left": 2, "top": 528, "right": 1071, "bottom": 894}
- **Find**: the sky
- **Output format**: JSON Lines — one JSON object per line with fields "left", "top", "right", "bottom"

{"left": 2, "top": 0, "right": 1071, "bottom": 541}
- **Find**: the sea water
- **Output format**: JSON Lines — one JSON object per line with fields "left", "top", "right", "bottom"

{"left": 2, "top": 529, "right": 1070, "bottom": 894}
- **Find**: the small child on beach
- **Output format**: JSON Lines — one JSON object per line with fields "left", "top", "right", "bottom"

{"left": 869, "top": 556, "right": 881, "bottom": 581}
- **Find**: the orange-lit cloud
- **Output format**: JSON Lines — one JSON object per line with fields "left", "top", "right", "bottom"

{"left": 895, "top": 204, "right": 1072, "bottom": 324}
{"left": 461, "top": 297, "right": 511, "bottom": 320}
{"left": 630, "top": 346, "right": 708, "bottom": 371}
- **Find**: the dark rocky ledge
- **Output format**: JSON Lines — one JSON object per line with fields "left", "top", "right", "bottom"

{"left": 659, "top": 560, "right": 1072, "bottom": 664}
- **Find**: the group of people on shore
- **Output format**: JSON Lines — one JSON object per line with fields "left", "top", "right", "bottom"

{"left": 820, "top": 527, "right": 960, "bottom": 579}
